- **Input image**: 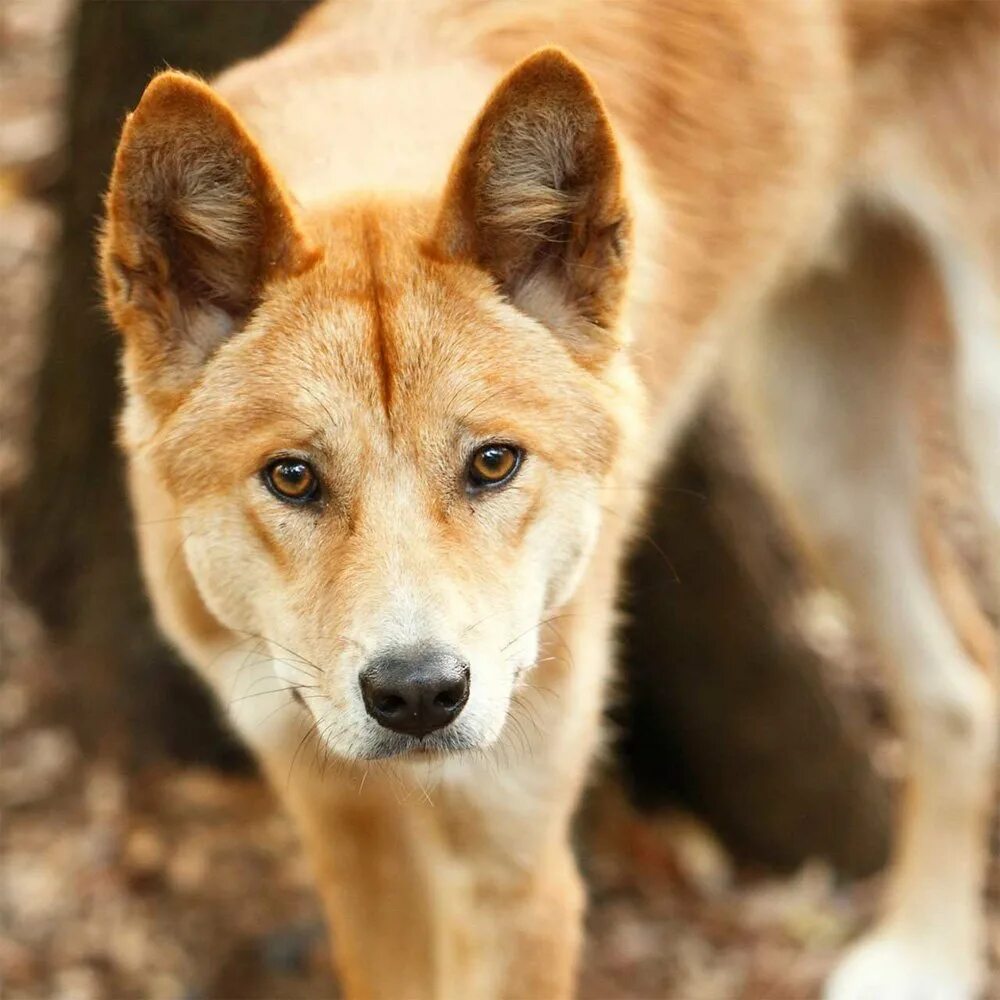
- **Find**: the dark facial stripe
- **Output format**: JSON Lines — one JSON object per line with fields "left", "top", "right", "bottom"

{"left": 244, "top": 502, "right": 289, "bottom": 573}
{"left": 362, "top": 211, "right": 395, "bottom": 421}
{"left": 512, "top": 490, "right": 544, "bottom": 546}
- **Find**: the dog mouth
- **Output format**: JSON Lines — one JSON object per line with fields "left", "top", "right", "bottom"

{"left": 291, "top": 691, "right": 489, "bottom": 762}
{"left": 361, "top": 727, "right": 482, "bottom": 761}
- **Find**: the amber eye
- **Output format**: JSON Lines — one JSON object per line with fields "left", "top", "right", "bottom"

{"left": 467, "top": 444, "right": 522, "bottom": 491}
{"left": 263, "top": 459, "right": 319, "bottom": 503}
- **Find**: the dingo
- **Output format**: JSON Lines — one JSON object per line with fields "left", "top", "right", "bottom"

{"left": 101, "top": 1, "right": 998, "bottom": 996}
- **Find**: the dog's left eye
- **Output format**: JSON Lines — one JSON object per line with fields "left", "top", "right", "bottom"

{"left": 467, "top": 444, "right": 522, "bottom": 491}
{"left": 263, "top": 459, "right": 320, "bottom": 503}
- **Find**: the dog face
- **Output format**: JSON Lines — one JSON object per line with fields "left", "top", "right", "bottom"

{"left": 102, "top": 51, "right": 636, "bottom": 760}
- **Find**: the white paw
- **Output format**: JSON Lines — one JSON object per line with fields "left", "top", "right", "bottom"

{"left": 825, "top": 931, "right": 983, "bottom": 1000}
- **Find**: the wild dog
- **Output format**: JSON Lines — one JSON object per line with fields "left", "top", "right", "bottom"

{"left": 100, "top": 1, "right": 999, "bottom": 997}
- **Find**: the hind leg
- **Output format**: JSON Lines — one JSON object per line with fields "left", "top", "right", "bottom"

{"left": 932, "top": 236, "right": 1000, "bottom": 562}
{"left": 860, "top": 0, "right": 1000, "bottom": 556}
{"left": 733, "top": 219, "right": 997, "bottom": 1000}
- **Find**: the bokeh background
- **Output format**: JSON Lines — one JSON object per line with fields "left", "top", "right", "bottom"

{"left": 1, "top": 2, "right": 996, "bottom": 997}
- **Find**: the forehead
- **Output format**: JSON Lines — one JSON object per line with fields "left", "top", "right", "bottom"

{"left": 156, "top": 202, "right": 615, "bottom": 495}
{"left": 263, "top": 202, "right": 524, "bottom": 429}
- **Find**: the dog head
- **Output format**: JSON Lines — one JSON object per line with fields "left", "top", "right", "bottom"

{"left": 102, "top": 49, "right": 639, "bottom": 760}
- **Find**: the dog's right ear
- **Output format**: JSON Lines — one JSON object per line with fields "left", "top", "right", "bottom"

{"left": 101, "top": 71, "right": 318, "bottom": 402}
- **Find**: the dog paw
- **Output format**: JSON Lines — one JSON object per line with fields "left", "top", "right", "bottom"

{"left": 825, "top": 931, "right": 982, "bottom": 1000}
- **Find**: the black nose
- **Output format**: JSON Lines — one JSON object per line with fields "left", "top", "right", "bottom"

{"left": 359, "top": 645, "right": 470, "bottom": 738}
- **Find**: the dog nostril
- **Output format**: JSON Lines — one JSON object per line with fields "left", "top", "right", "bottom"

{"left": 375, "top": 693, "right": 407, "bottom": 715}
{"left": 433, "top": 686, "right": 462, "bottom": 710}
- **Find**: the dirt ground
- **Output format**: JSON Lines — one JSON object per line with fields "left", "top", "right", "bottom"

{"left": 1, "top": 2, "right": 997, "bottom": 998}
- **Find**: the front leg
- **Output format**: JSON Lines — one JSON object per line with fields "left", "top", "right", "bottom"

{"left": 281, "top": 765, "right": 585, "bottom": 1000}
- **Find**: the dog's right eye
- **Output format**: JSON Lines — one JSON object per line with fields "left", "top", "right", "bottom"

{"left": 262, "top": 459, "right": 320, "bottom": 504}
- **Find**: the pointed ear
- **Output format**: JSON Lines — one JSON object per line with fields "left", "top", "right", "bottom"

{"left": 101, "top": 70, "right": 319, "bottom": 400}
{"left": 433, "top": 48, "right": 631, "bottom": 361}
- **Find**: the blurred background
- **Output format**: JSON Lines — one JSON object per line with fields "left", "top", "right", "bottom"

{"left": 0, "top": 2, "right": 996, "bottom": 998}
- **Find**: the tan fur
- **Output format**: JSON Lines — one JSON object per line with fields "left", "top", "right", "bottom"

{"left": 101, "top": 2, "right": 998, "bottom": 997}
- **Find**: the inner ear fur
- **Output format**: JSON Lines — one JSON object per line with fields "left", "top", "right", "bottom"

{"left": 434, "top": 47, "right": 631, "bottom": 359}
{"left": 101, "top": 70, "right": 318, "bottom": 399}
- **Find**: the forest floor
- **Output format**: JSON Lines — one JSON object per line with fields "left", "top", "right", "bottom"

{"left": 1, "top": 2, "right": 997, "bottom": 998}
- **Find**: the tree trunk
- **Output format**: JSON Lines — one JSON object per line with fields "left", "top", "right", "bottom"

{"left": 3, "top": 0, "right": 888, "bottom": 873}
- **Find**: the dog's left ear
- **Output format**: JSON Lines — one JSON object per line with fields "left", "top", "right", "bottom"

{"left": 434, "top": 48, "right": 631, "bottom": 362}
